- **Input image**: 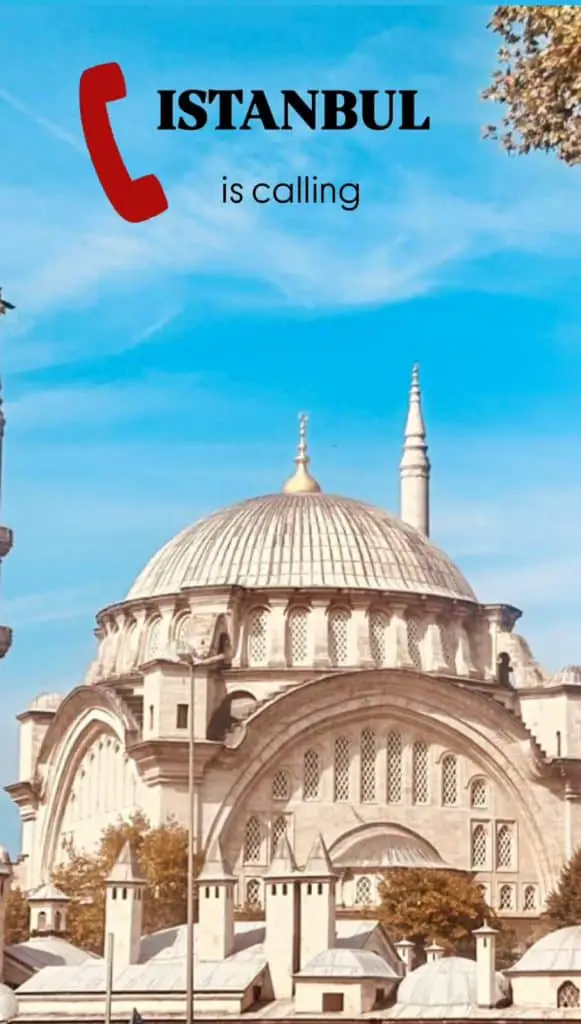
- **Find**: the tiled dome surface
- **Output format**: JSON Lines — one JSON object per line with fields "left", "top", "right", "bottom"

{"left": 127, "top": 493, "right": 475, "bottom": 602}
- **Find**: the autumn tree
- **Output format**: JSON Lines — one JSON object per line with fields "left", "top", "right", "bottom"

{"left": 50, "top": 812, "right": 203, "bottom": 955}
{"left": 544, "top": 846, "right": 581, "bottom": 927}
{"left": 4, "top": 886, "right": 30, "bottom": 945}
{"left": 377, "top": 868, "right": 516, "bottom": 967}
{"left": 483, "top": 6, "right": 581, "bottom": 165}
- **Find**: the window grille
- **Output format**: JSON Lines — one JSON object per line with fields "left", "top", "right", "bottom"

{"left": 369, "top": 612, "right": 388, "bottom": 666}
{"left": 471, "top": 824, "right": 488, "bottom": 868}
{"left": 288, "top": 609, "right": 309, "bottom": 666}
{"left": 558, "top": 982, "right": 580, "bottom": 1008}
{"left": 244, "top": 816, "right": 261, "bottom": 863}
{"left": 303, "top": 750, "right": 321, "bottom": 800}
{"left": 355, "top": 876, "right": 372, "bottom": 905}
{"left": 412, "top": 741, "right": 428, "bottom": 803}
{"left": 387, "top": 732, "right": 402, "bottom": 802}
{"left": 406, "top": 618, "right": 422, "bottom": 668}
{"left": 334, "top": 737, "right": 350, "bottom": 801}
{"left": 246, "top": 878, "right": 261, "bottom": 907}
{"left": 248, "top": 609, "right": 269, "bottom": 666}
{"left": 146, "top": 618, "right": 162, "bottom": 660}
{"left": 271, "top": 815, "right": 287, "bottom": 858}
{"left": 438, "top": 623, "right": 453, "bottom": 669}
{"left": 523, "top": 885, "right": 536, "bottom": 911}
{"left": 271, "top": 769, "right": 290, "bottom": 802}
{"left": 470, "top": 778, "right": 488, "bottom": 809}
{"left": 496, "top": 823, "right": 514, "bottom": 869}
{"left": 174, "top": 614, "right": 193, "bottom": 650}
{"left": 499, "top": 883, "right": 514, "bottom": 910}
{"left": 441, "top": 755, "right": 458, "bottom": 806}
{"left": 360, "top": 728, "right": 376, "bottom": 802}
{"left": 328, "top": 609, "right": 350, "bottom": 666}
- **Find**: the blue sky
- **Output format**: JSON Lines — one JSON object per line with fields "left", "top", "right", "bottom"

{"left": 0, "top": 4, "right": 581, "bottom": 848}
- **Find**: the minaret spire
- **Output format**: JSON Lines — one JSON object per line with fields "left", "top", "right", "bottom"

{"left": 400, "top": 364, "right": 430, "bottom": 536}
{"left": 282, "top": 413, "right": 322, "bottom": 495}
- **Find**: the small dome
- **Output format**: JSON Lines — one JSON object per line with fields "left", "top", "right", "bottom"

{"left": 0, "top": 983, "right": 17, "bottom": 1022}
{"left": 330, "top": 823, "right": 450, "bottom": 871}
{"left": 509, "top": 925, "right": 581, "bottom": 973}
{"left": 28, "top": 692, "right": 63, "bottom": 712}
{"left": 551, "top": 666, "right": 581, "bottom": 687}
{"left": 299, "top": 947, "right": 399, "bottom": 979}
{"left": 127, "top": 493, "right": 475, "bottom": 602}
{"left": 398, "top": 956, "right": 509, "bottom": 1008}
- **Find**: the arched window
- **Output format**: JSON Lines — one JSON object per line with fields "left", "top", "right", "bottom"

{"left": 470, "top": 778, "right": 488, "bottom": 809}
{"left": 174, "top": 614, "right": 193, "bottom": 651}
{"left": 496, "top": 823, "right": 514, "bottom": 869}
{"left": 355, "top": 876, "right": 372, "bottom": 905}
{"left": 244, "top": 816, "right": 262, "bottom": 863}
{"left": 55, "top": 911, "right": 62, "bottom": 932}
{"left": 287, "top": 609, "right": 309, "bottom": 666}
{"left": 499, "top": 884, "right": 514, "bottom": 910}
{"left": 303, "top": 750, "right": 320, "bottom": 801}
{"left": 121, "top": 622, "right": 138, "bottom": 672}
{"left": 37, "top": 911, "right": 47, "bottom": 931}
{"left": 441, "top": 754, "right": 458, "bottom": 806}
{"left": 438, "top": 623, "right": 453, "bottom": 670}
{"left": 145, "top": 618, "right": 162, "bottom": 661}
{"left": 412, "top": 741, "right": 428, "bottom": 803}
{"left": 406, "top": 618, "right": 422, "bottom": 668}
{"left": 523, "top": 884, "right": 537, "bottom": 911}
{"left": 246, "top": 878, "right": 261, "bottom": 908}
{"left": 271, "top": 769, "right": 290, "bottom": 802}
{"left": 387, "top": 732, "right": 402, "bottom": 803}
{"left": 333, "top": 737, "right": 350, "bottom": 801}
{"left": 369, "top": 612, "right": 389, "bottom": 666}
{"left": 471, "top": 824, "right": 488, "bottom": 868}
{"left": 328, "top": 608, "right": 350, "bottom": 666}
{"left": 360, "top": 728, "right": 376, "bottom": 802}
{"left": 558, "top": 982, "right": 580, "bottom": 1008}
{"left": 248, "top": 609, "right": 269, "bottom": 666}
{"left": 271, "top": 815, "right": 287, "bottom": 858}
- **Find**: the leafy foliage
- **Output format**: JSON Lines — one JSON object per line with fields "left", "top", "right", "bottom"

{"left": 50, "top": 812, "right": 202, "bottom": 954}
{"left": 377, "top": 868, "right": 516, "bottom": 967}
{"left": 4, "top": 885, "right": 29, "bottom": 945}
{"left": 483, "top": 6, "right": 581, "bottom": 165}
{"left": 544, "top": 846, "right": 581, "bottom": 927}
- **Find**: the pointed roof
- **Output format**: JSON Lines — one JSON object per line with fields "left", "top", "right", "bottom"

{"left": 28, "top": 882, "right": 70, "bottom": 903}
{"left": 264, "top": 833, "right": 299, "bottom": 878}
{"left": 106, "top": 842, "right": 146, "bottom": 885}
{"left": 400, "top": 365, "right": 430, "bottom": 466}
{"left": 302, "top": 833, "right": 337, "bottom": 878}
{"left": 197, "top": 838, "right": 236, "bottom": 883}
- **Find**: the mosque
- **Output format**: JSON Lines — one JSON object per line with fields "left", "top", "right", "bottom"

{"left": 2, "top": 366, "right": 581, "bottom": 1018}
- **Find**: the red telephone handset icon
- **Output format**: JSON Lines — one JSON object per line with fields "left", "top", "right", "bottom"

{"left": 79, "top": 62, "right": 168, "bottom": 224}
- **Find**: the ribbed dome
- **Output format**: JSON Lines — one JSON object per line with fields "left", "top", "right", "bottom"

{"left": 397, "top": 956, "right": 509, "bottom": 1008}
{"left": 127, "top": 493, "right": 475, "bottom": 602}
{"left": 509, "top": 925, "right": 581, "bottom": 973}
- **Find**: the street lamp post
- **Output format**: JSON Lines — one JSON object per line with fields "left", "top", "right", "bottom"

{"left": 177, "top": 647, "right": 225, "bottom": 1024}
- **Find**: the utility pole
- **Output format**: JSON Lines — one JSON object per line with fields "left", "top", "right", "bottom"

{"left": 177, "top": 646, "right": 225, "bottom": 1024}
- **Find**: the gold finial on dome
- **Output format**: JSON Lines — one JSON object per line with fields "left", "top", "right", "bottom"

{"left": 283, "top": 413, "right": 322, "bottom": 495}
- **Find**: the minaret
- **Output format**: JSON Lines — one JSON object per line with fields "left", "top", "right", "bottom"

{"left": 0, "top": 379, "right": 13, "bottom": 659}
{"left": 104, "top": 842, "right": 146, "bottom": 971}
{"left": 299, "top": 834, "right": 336, "bottom": 969}
{"left": 282, "top": 413, "right": 322, "bottom": 495}
{"left": 264, "top": 833, "right": 301, "bottom": 998}
{"left": 196, "top": 838, "right": 236, "bottom": 961}
{"left": 400, "top": 364, "right": 430, "bottom": 536}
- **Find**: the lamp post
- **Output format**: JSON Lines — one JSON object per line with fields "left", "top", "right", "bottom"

{"left": 177, "top": 646, "right": 225, "bottom": 1024}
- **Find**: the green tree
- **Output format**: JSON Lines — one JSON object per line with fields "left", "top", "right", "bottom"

{"left": 544, "top": 846, "right": 581, "bottom": 927}
{"left": 4, "top": 886, "right": 30, "bottom": 945}
{"left": 377, "top": 868, "right": 516, "bottom": 966}
{"left": 51, "top": 812, "right": 203, "bottom": 954}
{"left": 483, "top": 6, "right": 581, "bottom": 165}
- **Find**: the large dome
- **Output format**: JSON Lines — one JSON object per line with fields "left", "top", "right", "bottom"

{"left": 127, "top": 493, "right": 475, "bottom": 602}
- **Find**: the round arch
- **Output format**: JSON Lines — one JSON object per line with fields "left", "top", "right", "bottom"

{"left": 205, "top": 668, "right": 562, "bottom": 894}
